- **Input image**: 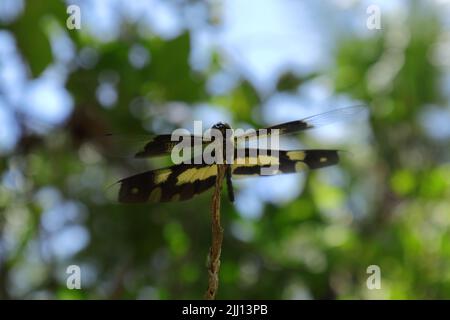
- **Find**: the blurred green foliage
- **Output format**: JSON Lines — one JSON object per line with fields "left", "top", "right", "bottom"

{"left": 1, "top": 0, "right": 450, "bottom": 300}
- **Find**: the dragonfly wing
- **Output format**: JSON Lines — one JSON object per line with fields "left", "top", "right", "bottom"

{"left": 118, "top": 163, "right": 218, "bottom": 203}
{"left": 135, "top": 134, "right": 209, "bottom": 158}
{"left": 235, "top": 105, "right": 367, "bottom": 141}
{"left": 104, "top": 133, "right": 209, "bottom": 159}
{"left": 232, "top": 148, "right": 340, "bottom": 177}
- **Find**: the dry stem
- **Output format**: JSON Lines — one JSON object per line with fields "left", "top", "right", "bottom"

{"left": 204, "top": 164, "right": 226, "bottom": 300}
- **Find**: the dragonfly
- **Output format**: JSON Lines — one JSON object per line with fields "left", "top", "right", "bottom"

{"left": 116, "top": 105, "right": 366, "bottom": 203}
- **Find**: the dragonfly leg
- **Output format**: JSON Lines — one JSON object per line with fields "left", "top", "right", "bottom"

{"left": 225, "top": 165, "right": 235, "bottom": 202}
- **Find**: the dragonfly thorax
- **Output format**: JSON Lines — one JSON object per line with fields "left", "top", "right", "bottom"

{"left": 210, "top": 122, "right": 234, "bottom": 156}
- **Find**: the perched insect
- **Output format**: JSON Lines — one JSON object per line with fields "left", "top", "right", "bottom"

{"left": 116, "top": 105, "right": 366, "bottom": 203}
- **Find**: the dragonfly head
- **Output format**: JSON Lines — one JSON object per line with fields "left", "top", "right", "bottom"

{"left": 211, "top": 122, "right": 231, "bottom": 135}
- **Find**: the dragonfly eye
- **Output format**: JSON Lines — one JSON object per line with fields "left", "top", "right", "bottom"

{"left": 212, "top": 122, "right": 231, "bottom": 130}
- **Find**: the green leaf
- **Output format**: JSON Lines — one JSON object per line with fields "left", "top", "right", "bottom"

{"left": 8, "top": 1, "right": 65, "bottom": 77}
{"left": 146, "top": 33, "right": 206, "bottom": 102}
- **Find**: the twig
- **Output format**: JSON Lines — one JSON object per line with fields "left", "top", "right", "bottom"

{"left": 205, "top": 164, "right": 226, "bottom": 300}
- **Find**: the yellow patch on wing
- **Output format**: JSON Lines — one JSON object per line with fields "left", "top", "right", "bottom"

{"left": 176, "top": 167, "right": 197, "bottom": 185}
{"left": 154, "top": 169, "right": 172, "bottom": 184}
{"left": 286, "top": 151, "right": 306, "bottom": 161}
{"left": 320, "top": 157, "right": 327, "bottom": 163}
{"left": 149, "top": 187, "right": 162, "bottom": 202}
{"left": 199, "top": 165, "right": 217, "bottom": 181}
{"left": 176, "top": 166, "right": 217, "bottom": 186}
{"left": 234, "top": 154, "right": 280, "bottom": 166}
{"left": 295, "top": 162, "right": 308, "bottom": 172}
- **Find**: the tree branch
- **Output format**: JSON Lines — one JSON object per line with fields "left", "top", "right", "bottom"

{"left": 205, "top": 164, "right": 226, "bottom": 300}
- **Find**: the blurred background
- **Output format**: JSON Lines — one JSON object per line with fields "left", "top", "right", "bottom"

{"left": 1, "top": 0, "right": 450, "bottom": 299}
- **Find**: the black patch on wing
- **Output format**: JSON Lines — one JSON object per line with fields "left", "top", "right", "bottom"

{"left": 135, "top": 135, "right": 178, "bottom": 158}
{"left": 135, "top": 134, "right": 207, "bottom": 158}
{"left": 118, "top": 170, "right": 156, "bottom": 203}
{"left": 267, "top": 120, "right": 310, "bottom": 135}
{"left": 303, "top": 149, "right": 339, "bottom": 169}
